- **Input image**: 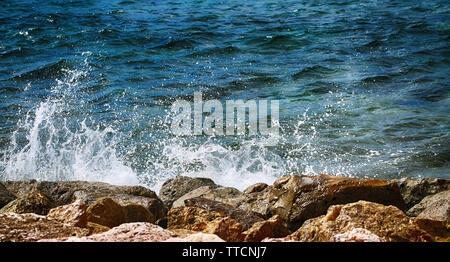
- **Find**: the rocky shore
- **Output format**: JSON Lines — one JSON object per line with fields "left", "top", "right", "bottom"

{"left": 0, "top": 174, "right": 448, "bottom": 242}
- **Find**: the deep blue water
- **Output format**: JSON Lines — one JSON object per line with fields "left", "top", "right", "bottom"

{"left": 0, "top": 0, "right": 449, "bottom": 190}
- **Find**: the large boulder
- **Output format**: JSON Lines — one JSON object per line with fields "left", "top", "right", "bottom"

{"left": 237, "top": 174, "right": 406, "bottom": 231}
{"left": 122, "top": 202, "right": 156, "bottom": 224}
{"left": 0, "top": 212, "right": 89, "bottom": 242}
{"left": 0, "top": 190, "right": 53, "bottom": 215}
{"left": 41, "top": 222, "right": 177, "bottom": 242}
{"left": 86, "top": 197, "right": 125, "bottom": 228}
{"left": 407, "top": 190, "right": 449, "bottom": 221}
{"left": 159, "top": 176, "right": 217, "bottom": 208}
{"left": 0, "top": 183, "right": 16, "bottom": 209}
{"left": 167, "top": 206, "right": 224, "bottom": 231}
{"left": 184, "top": 198, "right": 264, "bottom": 231}
{"left": 289, "top": 200, "right": 432, "bottom": 242}
{"left": 46, "top": 200, "right": 87, "bottom": 228}
{"left": 172, "top": 186, "right": 242, "bottom": 208}
{"left": 395, "top": 178, "right": 450, "bottom": 209}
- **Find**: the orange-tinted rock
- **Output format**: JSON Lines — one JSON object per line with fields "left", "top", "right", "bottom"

{"left": 203, "top": 217, "right": 244, "bottom": 242}
{"left": 243, "top": 215, "right": 290, "bottom": 242}
{"left": 122, "top": 202, "right": 156, "bottom": 224}
{"left": 290, "top": 200, "right": 432, "bottom": 242}
{"left": 167, "top": 206, "right": 223, "bottom": 231}
{"left": 86, "top": 222, "right": 110, "bottom": 235}
{"left": 86, "top": 197, "right": 125, "bottom": 228}
{"left": 412, "top": 218, "right": 450, "bottom": 242}
{"left": 46, "top": 200, "right": 87, "bottom": 227}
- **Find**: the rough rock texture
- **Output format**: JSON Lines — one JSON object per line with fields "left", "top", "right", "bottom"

{"left": 86, "top": 222, "right": 110, "bottom": 235}
{"left": 41, "top": 222, "right": 177, "bottom": 242}
{"left": 122, "top": 202, "right": 156, "bottom": 224}
{"left": 168, "top": 206, "right": 224, "bottom": 231}
{"left": 184, "top": 198, "right": 265, "bottom": 231}
{"left": 86, "top": 197, "right": 125, "bottom": 228}
{"left": 0, "top": 212, "right": 89, "bottom": 242}
{"left": 395, "top": 178, "right": 450, "bottom": 209}
{"left": 46, "top": 200, "right": 87, "bottom": 227}
{"left": 412, "top": 218, "right": 450, "bottom": 242}
{"left": 0, "top": 190, "right": 53, "bottom": 215}
{"left": 0, "top": 183, "right": 16, "bottom": 209}
{"left": 172, "top": 186, "right": 242, "bottom": 208}
{"left": 236, "top": 174, "right": 405, "bottom": 230}
{"left": 165, "top": 232, "right": 225, "bottom": 242}
{"left": 407, "top": 190, "right": 449, "bottom": 221}
{"left": 290, "top": 201, "right": 432, "bottom": 242}
{"left": 330, "top": 228, "right": 384, "bottom": 242}
{"left": 159, "top": 176, "right": 217, "bottom": 208}
{"left": 203, "top": 217, "right": 244, "bottom": 242}
{"left": 243, "top": 215, "right": 291, "bottom": 242}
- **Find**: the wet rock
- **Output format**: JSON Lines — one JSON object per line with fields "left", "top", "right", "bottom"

{"left": 0, "top": 190, "right": 53, "bottom": 215}
{"left": 239, "top": 174, "right": 405, "bottom": 230}
{"left": 46, "top": 200, "right": 87, "bottom": 228}
{"left": 407, "top": 190, "right": 449, "bottom": 221}
{"left": 184, "top": 197, "right": 264, "bottom": 231}
{"left": 172, "top": 186, "right": 242, "bottom": 208}
{"left": 412, "top": 218, "right": 450, "bottom": 242}
{"left": 243, "top": 215, "right": 290, "bottom": 242}
{"left": 203, "top": 217, "right": 244, "bottom": 242}
{"left": 42, "top": 222, "right": 177, "bottom": 242}
{"left": 159, "top": 176, "right": 217, "bottom": 208}
{"left": 122, "top": 202, "right": 156, "bottom": 224}
{"left": 330, "top": 228, "right": 384, "bottom": 242}
{"left": 86, "top": 197, "right": 125, "bottom": 228}
{"left": 0, "top": 212, "right": 89, "bottom": 242}
{"left": 395, "top": 178, "right": 450, "bottom": 209}
{"left": 290, "top": 200, "right": 432, "bottom": 242}
{"left": 0, "top": 183, "right": 16, "bottom": 209}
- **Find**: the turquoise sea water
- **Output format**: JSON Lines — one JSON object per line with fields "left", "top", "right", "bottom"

{"left": 0, "top": 0, "right": 449, "bottom": 190}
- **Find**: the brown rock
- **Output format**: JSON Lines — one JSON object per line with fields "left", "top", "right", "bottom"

{"left": 167, "top": 206, "right": 223, "bottom": 231}
{"left": 255, "top": 174, "right": 405, "bottom": 230}
{"left": 184, "top": 198, "right": 264, "bottom": 231}
{"left": 412, "top": 218, "right": 450, "bottom": 242}
{"left": 290, "top": 200, "right": 432, "bottom": 242}
{"left": 0, "top": 183, "right": 16, "bottom": 209}
{"left": 42, "top": 222, "right": 177, "bottom": 242}
{"left": 172, "top": 186, "right": 242, "bottom": 208}
{"left": 159, "top": 176, "right": 218, "bottom": 208}
{"left": 203, "top": 217, "right": 244, "bottom": 242}
{"left": 86, "top": 197, "right": 125, "bottom": 228}
{"left": 46, "top": 200, "right": 87, "bottom": 227}
{"left": 395, "top": 178, "right": 450, "bottom": 209}
{"left": 236, "top": 183, "right": 272, "bottom": 218}
{"left": 243, "top": 215, "right": 290, "bottom": 242}
{"left": 407, "top": 190, "right": 449, "bottom": 221}
{"left": 0, "top": 212, "right": 89, "bottom": 242}
{"left": 122, "top": 202, "right": 156, "bottom": 224}
{"left": 0, "top": 190, "right": 53, "bottom": 215}
{"left": 86, "top": 222, "right": 110, "bottom": 235}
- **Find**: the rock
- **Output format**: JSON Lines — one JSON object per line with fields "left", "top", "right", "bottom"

{"left": 238, "top": 174, "right": 405, "bottom": 231}
{"left": 86, "top": 197, "right": 125, "bottom": 228}
{"left": 407, "top": 190, "right": 449, "bottom": 221}
{"left": 172, "top": 186, "right": 242, "bottom": 208}
{"left": 46, "top": 200, "right": 87, "bottom": 228}
{"left": 184, "top": 197, "right": 265, "bottom": 231}
{"left": 395, "top": 178, "right": 450, "bottom": 209}
{"left": 0, "top": 212, "right": 89, "bottom": 242}
{"left": 243, "top": 215, "right": 291, "bottom": 242}
{"left": 0, "top": 190, "right": 53, "bottom": 215}
{"left": 412, "top": 218, "right": 450, "bottom": 242}
{"left": 1, "top": 180, "right": 160, "bottom": 208}
{"left": 0, "top": 183, "right": 16, "bottom": 209}
{"left": 330, "top": 228, "right": 385, "bottom": 242}
{"left": 146, "top": 198, "right": 168, "bottom": 224}
{"left": 168, "top": 206, "right": 224, "bottom": 231}
{"left": 159, "top": 176, "right": 217, "bottom": 208}
{"left": 42, "top": 222, "right": 177, "bottom": 242}
{"left": 86, "top": 222, "right": 110, "bottom": 235}
{"left": 122, "top": 202, "right": 156, "bottom": 224}
{"left": 203, "top": 217, "right": 244, "bottom": 242}
{"left": 165, "top": 232, "right": 226, "bottom": 242}
{"left": 290, "top": 200, "right": 432, "bottom": 242}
